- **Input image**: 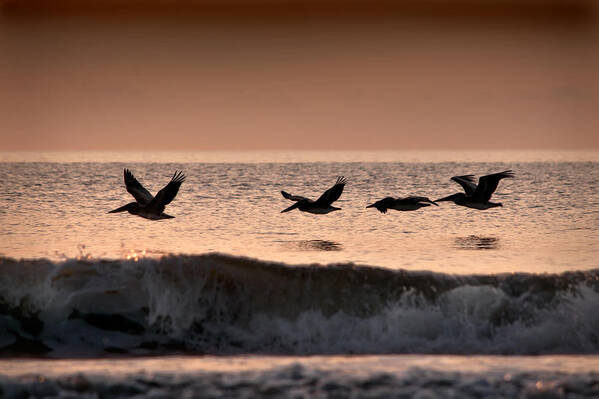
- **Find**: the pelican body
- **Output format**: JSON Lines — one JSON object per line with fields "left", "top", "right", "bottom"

{"left": 109, "top": 202, "right": 175, "bottom": 220}
{"left": 366, "top": 196, "right": 438, "bottom": 213}
{"left": 109, "top": 169, "right": 185, "bottom": 220}
{"left": 281, "top": 177, "right": 347, "bottom": 214}
{"left": 436, "top": 170, "right": 514, "bottom": 210}
{"left": 436, "top": 193, "right": 501, "bottom": 210}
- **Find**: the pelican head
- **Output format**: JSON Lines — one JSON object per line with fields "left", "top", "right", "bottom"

{"left": 281, "top": 200, "right": 306, "bottom": 213}
{"left": 108, "top": 202, "right": 139, "bottom": 214}
{"left": 434, "top": 193, "right": 466, "bottom": 203}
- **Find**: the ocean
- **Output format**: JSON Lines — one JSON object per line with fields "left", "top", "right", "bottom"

{"left": 1, "top": 150, "right": 599, "bottom": 398}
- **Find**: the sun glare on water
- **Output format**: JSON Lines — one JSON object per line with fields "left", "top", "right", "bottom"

{"left": 124, "top": 249, "right": 147, "bottom": 262}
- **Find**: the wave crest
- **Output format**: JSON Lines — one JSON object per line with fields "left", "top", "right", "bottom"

{"left": 1, "top": 254, "right": 599, "bottom": 357}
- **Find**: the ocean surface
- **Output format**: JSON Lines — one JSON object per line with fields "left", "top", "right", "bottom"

{"left": 1, "top": 150, "right": 599, "bottom": 397}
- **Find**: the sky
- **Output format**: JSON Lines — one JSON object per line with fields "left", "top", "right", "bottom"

{"left": 0, "top": 0, "right": 597, "bottom": 151}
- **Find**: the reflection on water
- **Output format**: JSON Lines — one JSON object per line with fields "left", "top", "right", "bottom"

{"left": 280, "top": 240, "right": 343, "bottom": 252}
{"left": 454, "top": 236, "right": 500, "bottom": 250}
{"left": 2, "top": 159, "right": 598, "bottom": 274}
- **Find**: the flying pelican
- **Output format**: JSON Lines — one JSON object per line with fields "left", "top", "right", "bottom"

{"left": 109, "top": 169, "right": 186, "bottom": 220}
{"left": 281, "top": 177, "right": 347, "bottom": 214}
{"left": 435, "top": 170, "right": 514, "bottom": 210}
{"left": 366, "top": 196, "right": 438, "bottom": 213}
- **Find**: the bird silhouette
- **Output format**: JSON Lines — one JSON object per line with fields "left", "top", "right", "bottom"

{"left": 109, "top": 169, "right": 185, "bottom": 220}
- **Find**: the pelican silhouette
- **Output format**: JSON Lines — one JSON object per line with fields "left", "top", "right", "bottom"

{"left": 281, "top": 177, "right": 347, "bottom": 214}
{"left": 366, "top": 196, "right": 438, "bottom": 213}
{"left": 435, "top": 170, "right": 514, "bottom": 210}
{"left": 109, "top": 169, "right": 185, "bottom": 220}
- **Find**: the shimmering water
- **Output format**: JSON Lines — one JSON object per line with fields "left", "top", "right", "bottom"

{"left": 2, "top": 151, "right": 599, "bottom": 397}
{"left": 1, "top": 151, "right": 598, "bottom": 273}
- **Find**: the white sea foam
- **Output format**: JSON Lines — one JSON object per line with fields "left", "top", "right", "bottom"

{"left": 1, "top": 355, "right": 599, "bottom": 398}
{"left": 1, "top": 254, "right": 599, "bottom": 357}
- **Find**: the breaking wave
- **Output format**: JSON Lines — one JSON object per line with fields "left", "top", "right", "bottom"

{"left": 1, "top": 254, "right": 599, "bottom": 357}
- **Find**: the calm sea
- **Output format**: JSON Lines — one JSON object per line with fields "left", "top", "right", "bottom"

{"left": 2, "top": 150, "right": 598, "bottom": 273}
{"left": 1, "top": 151, "right": 599, "bottom": 397}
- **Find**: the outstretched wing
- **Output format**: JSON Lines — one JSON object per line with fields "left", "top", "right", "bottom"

{"left": 281, "top": 191, "right": 309, "bottom": 202}
{"left": 124, "top": 168, "right": 153, "bottom": 205}
{"left": 315, "top": 176, "right": 347, "bottom": 206}
{"left": 404, "top": 196, "right": 439, "bottom": 206}
{"left": 450, "top": 175, "right": 478, "bottom": 196}
{"left": 473, "top": 170, "right": 514, "bottom": 202}
{"left": 147, "top": 170, "right": 186, "bottom": 213}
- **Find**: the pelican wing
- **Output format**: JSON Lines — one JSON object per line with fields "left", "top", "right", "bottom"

{"left": 281, "top": 191, "right": 309, "bottom": 202}
{"left": 473, "top": 170, "right": 514, "bottom": 202}
{"left": 315, "top": 176, "right": 347, "bottom": 206}
{"left": 124, "top": 168, "right": 153, "bottom": 205}
{"left": 451, "top": 175, "right": 478, "bottom": 196}
{"left": 147, "top": 170, "right": 186, "bottom": 213}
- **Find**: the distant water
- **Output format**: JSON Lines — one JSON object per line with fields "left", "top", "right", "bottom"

{"left": 1, "top": 151, "right": 599, "bottom": 397}
{"left": 1, "top": 151, "right": 598, "bottom": 273}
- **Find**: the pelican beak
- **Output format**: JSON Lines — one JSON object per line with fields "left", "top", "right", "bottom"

{"left": 434, "top": 194, "right": 456, "bottom": 202}
{"left": 281, "top": 202, "right": 301, "bottom": 213}
{"left": 108, "top": 204, "right": 129, "bottom": 213}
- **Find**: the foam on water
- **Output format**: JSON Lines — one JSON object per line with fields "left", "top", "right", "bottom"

{"left": 1, "top": 253, "right": 599, "bottom": 357}
{"left": 1, "top": 355, "right": 599, "bottom": 398}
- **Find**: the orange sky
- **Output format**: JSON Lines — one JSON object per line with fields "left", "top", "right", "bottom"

{"left": 1, "top": 0, "right": 597, "bottom": 150}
